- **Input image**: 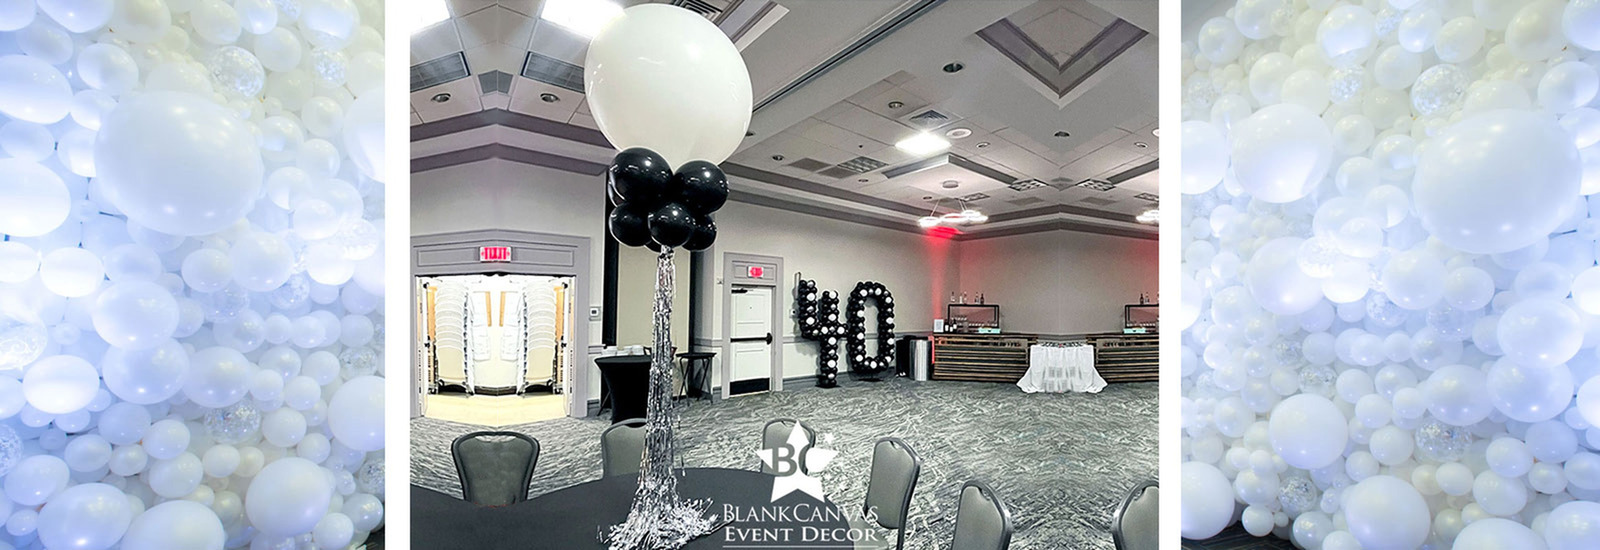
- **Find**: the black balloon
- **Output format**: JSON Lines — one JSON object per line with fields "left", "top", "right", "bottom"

{"left": 683, "top": 216, "right": 717, "bottom": 251}
{"left": 645, "top": 239, "right": 663, "bottom": 253}
{"left": 673, "top": 161, "right": 729, "bottom": 213}
{"left": 608, "top": 148, "right": 673, "bottom": 205}
{"left": 607, "top": 180, "right": 627, "bottom": 207}
{"left": 607, "top": 203, "right": 651, "bottom": 247}
{"left": 647, "top": 202, "right": 696, "bottom": 248}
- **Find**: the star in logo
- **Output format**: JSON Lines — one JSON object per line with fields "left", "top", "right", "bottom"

{"left": 756, "top": 421, "right": 838, "bottom": 502}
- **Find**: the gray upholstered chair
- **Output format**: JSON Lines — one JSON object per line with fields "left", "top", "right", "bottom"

{"left": 760, "top": 418, "right": 817, "bottom": 475}
{"left": 950, "top": 480, "right": 1013, "bottom": 550}
{"left": 1110, "top": 480, "right": 1158, "bottom": 550}
{"left": 856, "top": 437, "right": 921, "bottom": 550}
{"left": 450, "top": 431, "right": 539, "bottom": 506}
{"left": 601, "top": 418, "right": 647, "bottom": 477}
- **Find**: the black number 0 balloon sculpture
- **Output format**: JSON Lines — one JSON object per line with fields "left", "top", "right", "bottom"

{"left": 796, "top": 279, "right": 895, "bottom": 387}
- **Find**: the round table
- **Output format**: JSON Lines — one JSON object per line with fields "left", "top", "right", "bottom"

{"left": 412, "top": 468, "right": 855, "bottom": 549}
{"left": 595, "top": 355, "right": 651, "bottom": 423}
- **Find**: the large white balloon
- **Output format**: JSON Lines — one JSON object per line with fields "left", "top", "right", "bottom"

{"left": 328, "top": 375, "right": 384, "bottom": 452}
{"left": 245, "top": 457, "right": 333, "bottom": 536}
{"left": 1182, "top": 461, "right": 1235, "bottom": 539}
{"left": 1228, "top": 104, "right": 1333, "bottom": 203}
{"left": 1341, "top": 475, "right": 1430, "bottom": 549}
{"left": 1413, "top": 110, "right": 1581, "bottom": 254}
{"left": 95, "top": 91, "right": 264, "bottom": 236}
{"left": 1182, "top": 121, "right": 1228, "bottom": 194}
{"left": 1246, "top": 237, "right": 1323, "bottom": 315}
{"left": 584, "top": 4, "right": 751, "bottom": 169}
{"left": 1269, "top": 394, "right": 1349, "bottom": 469}
{"left": 121, "top": 500, "right": 226, "bottom": 550}
{"left": 0, "top": 158, "right": 70, "bottom": 237}
{"left": 35, "top": 483, "right": 132, "bottom": 550}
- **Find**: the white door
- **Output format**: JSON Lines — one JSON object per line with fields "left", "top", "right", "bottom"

{"left": 729, "top": 286, "right": 773, "bottom": 396}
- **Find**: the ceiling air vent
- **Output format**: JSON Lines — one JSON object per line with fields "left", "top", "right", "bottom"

{"left": 1007, "top": 179, "right": 1049, "bottom": 192}
{"left": 1134, "top": 192, "right": 1159, "bottom": 202}
{"left": 836, "top": 156, "right": 887, "bottom": 173}
{"left": 478, "top": 70, "right": 512, "bottom": 95}
{"left": 1077, "top": 179, "right": 1116, "bottom": 191}
{"left": 903, "top": 109, "right": 953, "bottom": 131}
{"left": 1009, "top": 197, "right": 1045, "bottom": 206}
{"left": 522, "top": 51, "right": 585, "bottom": 94}
{"left": 786, "top": 158, "right": 832, "bottom": 172}
{"left": 671, "top": 0, "right": 728, "bottom": 20}
{"left": 411, "top": 52, "right": 469, "bottom": 92}
{"left": 1079, "top": 196, "right": 1118, "bottom": 206}
{"left": 958, "top": 192, "right": 989, "bottom": 202}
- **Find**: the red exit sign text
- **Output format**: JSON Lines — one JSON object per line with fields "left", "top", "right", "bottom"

{"left": 480, "top": 246, "right": 510, "bottom": 262}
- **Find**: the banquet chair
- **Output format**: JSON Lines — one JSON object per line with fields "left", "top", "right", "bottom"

{"left": 760, "top": 418, "right": 817, "bottom": 475}
{"left": 949, "top": 480, "right": 1013, "bottom": 550}
{"left": 451, "top": 431, "right": 539, "bottom": 506}
{"left": 602, "top": 418, "right": 647, "bottom": 477}
{"left": 1110, "top": 480, "right": 1158, "bottom": 550}
{"left": 853, "top": 437, "right": 921, "bottom": 550}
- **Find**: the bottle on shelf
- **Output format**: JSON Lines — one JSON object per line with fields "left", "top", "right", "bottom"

{"left": 960, "top": 291, "right": 967, "bottom": 304}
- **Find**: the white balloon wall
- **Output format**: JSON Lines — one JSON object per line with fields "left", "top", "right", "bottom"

{"left": 1183, "top": 1, "right": 1600, "bottom": 548}
{"left": 0, "top": 1, "right": 385, "bottom": 549}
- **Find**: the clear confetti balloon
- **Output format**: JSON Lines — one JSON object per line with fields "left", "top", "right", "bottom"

{"left": 0, "top": 4, "right": 384, "bottom": 548}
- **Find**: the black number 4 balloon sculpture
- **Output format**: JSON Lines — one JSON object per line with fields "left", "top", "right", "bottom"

{"left": 795, "top": 278, "right": 896, "bottom": 387}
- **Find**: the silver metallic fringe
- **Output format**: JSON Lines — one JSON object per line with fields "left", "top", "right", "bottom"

{"left": 605, "top": 248, "right": 717, "bottom": 549}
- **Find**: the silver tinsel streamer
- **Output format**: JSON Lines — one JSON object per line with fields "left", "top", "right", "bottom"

{"left": 606, "top": 249, "right": 717, "bottom": 549}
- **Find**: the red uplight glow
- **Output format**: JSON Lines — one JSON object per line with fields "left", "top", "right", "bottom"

{"left": 924, "top": 226, "right": 961, "bottom": 239}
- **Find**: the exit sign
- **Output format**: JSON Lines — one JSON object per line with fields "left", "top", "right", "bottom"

{"left": 747, "top": 266, "right": 764, "bottom": 278}
{"left": 480, "top": 246, "right": 510, "bottom": 262}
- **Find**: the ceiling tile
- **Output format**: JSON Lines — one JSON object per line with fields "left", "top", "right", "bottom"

{"left": 455, "top": 7, "right": 500, "bottom": 50}
{"left": 498, "top": 0, "right": 541, "bottom": 18}
{"left": 828, "top": 105, "right": 915, "bottom": 148}
{"left": 860, "top": 86, "right": 929, "bottom": 121}
{"left": 843, "top": 80, "right": 896, "bottom": 108}
{"left": 412, "top": 78, "right": 484, "bottom": 122}
{"left": 411, "top": 23, "right": 464, "bottom": 63}
{"left": 508, "top": 76, "right": 582, "bottom": 121}
{"left": 448, "top": 0, "right": 498, "bottom": 17}
{"left": 527, "top": 19, "right": 589, "bottom": 64}
{"left": 462, "top": 43, "right": 522, "bottom": 75}
{"left": 481, "top": 93, "right": 511, "bottom": 110}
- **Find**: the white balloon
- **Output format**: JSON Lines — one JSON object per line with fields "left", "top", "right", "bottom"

{"left": 1182, "top": 121, "right": 1228, "bottom": 194}
{"left": 96, "top": 92, "right": 263, "bottom": 236}
{"left": 1413, "top": 110, "right": 1581, "bottom": 254}
{"left": 22, "top": 355, "right": 99, "bottom": 414}
{"left": 1452, "top": 517, "right": 1547, "bottom": 549}
{"left": 1228, "top": 104, "right": 1333, "bottom": 203}
{"left": 92, "top": 281, "right": 179, "bottom": 350}
{"left": 121, "top": 500, "right": 226, "bottom": 550}
{"left": 1545, "top": 500, "right": 1600, "bottom": 550}
{"left": 36, "top": 483, "right": 131, "bottom": 550}
{"left": 584, "top": 4, "right": 751, "bottom": 169}
{"left": 0, "top": 55, "right": 72, "bottom": 124}
{"left": 0, "top": 159, "right": 70, "bottom": 237}
{"left": 182, "top": 346, "right": 254, "bottom": 408}
{"left": 1497, "top": 299, "right": 1583, "bottom": 368}
{"left": 1182, "top": 461, "right": 1235, "bottom": 539}
{"left": 1269, "top": 394, "right": 1349, "bottom": 469}
{"left": 102, "top": 339, "right": 189, "bottom": 404}
{"left": 328, "top": 375, "right": 383, "bottom": 452}
{"left": 245, "top": 457, "right": 332, "bottom": 536}
{"left": 1341, "top": 475, "right": 1430, "bottom": 549}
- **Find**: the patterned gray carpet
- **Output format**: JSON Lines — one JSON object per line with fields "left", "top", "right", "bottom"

{"left": 410, "top": 379, "right": 1157, "bottom": 549}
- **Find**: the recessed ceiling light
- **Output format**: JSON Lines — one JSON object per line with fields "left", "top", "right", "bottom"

{"left": 942, "top": 62, "right": 964, "bottom": 73}
{"left": 540, "top": 93, "right": 559, "bottom": 103}
{"left": 431, "top": 93, "right": 451, "bottom": 103}
{"left": 857, "top": 178, "right": 869, "bottom": 183}
{"left": 941, "top": 180, "right": 959, "bottom": 189}
{"left": 975, "top": 142, "right": 990, "bottom": 148}
{"left": 887, "top": 101, "right": 904, "bottom": 109}
{"left": 945, "top": 128, "right": 972, "bottom": 139}
{"left": 1151, "top": 128, "right": 1161, "bottom": 137}
{"left": 408, "top": 0, "right": 450, "bottom": 35}
{"left": 1133, "top": 141, "right": 1148, "bottom": 148}
{"left": 896, "top": 133, "right": 949, "bottom": 156}
{"left": 540, "top": 0, "right": 624, "bottom": 38}
{"left": 1053, "top": 131, "right": 1070, "bottom": 138}
{"left": 771, "top": 154, "right": 785, "bottom": 161}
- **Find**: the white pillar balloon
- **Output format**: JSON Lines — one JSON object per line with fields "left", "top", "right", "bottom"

{"left": 1184, "top": 1, "right": 1600, "bottom": 547}
{"left": 0, "top": 3, "right": 384, "bottom": 549}
{"left": 584, "top": 4, "right": 752, "bottom": 170}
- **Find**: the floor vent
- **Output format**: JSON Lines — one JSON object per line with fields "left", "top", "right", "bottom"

{"left": 411, "top": 52, "right": 470, "bottom": 92}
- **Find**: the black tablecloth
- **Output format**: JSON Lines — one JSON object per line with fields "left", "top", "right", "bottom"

{"left": 595, "top": 355, "right": 651, "bottom": 423}
{"left": 412, "top": 468, "right": 855, "bottom": 549}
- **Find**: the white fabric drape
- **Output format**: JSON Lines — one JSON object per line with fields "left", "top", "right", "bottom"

{"left": 1019, "top": 344, "right": 1106, "bottom": 393}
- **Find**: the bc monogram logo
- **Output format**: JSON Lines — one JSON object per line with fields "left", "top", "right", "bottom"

{"left": 756, "top": 421, "right": 839, "bottom": 502}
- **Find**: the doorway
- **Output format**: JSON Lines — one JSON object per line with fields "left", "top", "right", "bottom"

{"left": 721, "top": 253, "right": 783, "bottom": 399}
{"left": 416, "top": 274, "right": 574, "bottom": 425}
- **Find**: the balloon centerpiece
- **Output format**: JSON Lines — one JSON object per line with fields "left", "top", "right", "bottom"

{"left": 586, "top": 4, "right": 748, "bottom": 548}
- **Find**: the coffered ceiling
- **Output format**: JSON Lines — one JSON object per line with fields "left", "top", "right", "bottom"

{"left": 410, "top": 0, "right": 1159, "bottom": 239}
